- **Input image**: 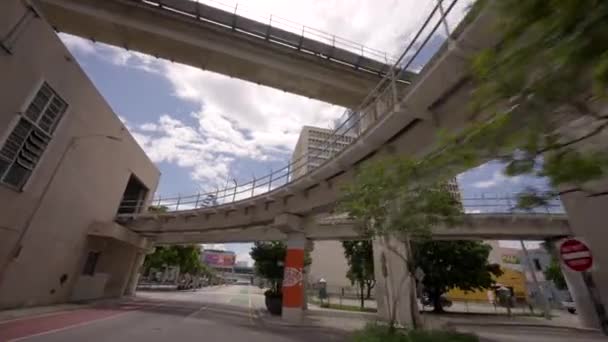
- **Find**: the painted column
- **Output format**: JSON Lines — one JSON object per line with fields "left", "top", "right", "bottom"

{"left": 560, "top": 182, "right": 608, "bottom": 332}
{"left": 372, "top": 235, "right": 417, "bottom": 328}
{"left": 282, "top": 232, "right": 306, "bottom": 322}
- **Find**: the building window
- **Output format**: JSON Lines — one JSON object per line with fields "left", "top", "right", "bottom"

{"left": 117, "top": 174, "right": 149, "bottom": 215}
{"left": 0, "top": 82, "right": 67, "bottom": 189}
{"left": 83, "top": 251, "right": 101, "bottom": 276}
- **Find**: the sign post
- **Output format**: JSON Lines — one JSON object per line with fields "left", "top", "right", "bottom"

{"left": 560, "top": 238, "right": 593, "bottom": 272}
{"left": 559, "top": 238, "right": 608, "bottom": 335}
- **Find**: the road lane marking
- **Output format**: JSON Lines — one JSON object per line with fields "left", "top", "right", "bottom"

{"left": 9, "top": 311, "right": 133, "bottom": 342}
{"left": 248, "top": 286, "right": 254, "bottom": 324}
{"left": 0, "top": 309, "right": 76, "bottom": 324}
{"left": 185, "top": 305, "right": 207, "bottom": 319}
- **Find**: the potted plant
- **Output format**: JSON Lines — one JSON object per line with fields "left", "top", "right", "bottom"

{"left": 264, "top": 284, "right": 283, "bottom": 315}
{"left": 250, "top": 242, "right": 287, "bottom": 315}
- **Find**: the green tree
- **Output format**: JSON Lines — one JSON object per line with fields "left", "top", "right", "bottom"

{"left": 431, "top": 0, "right": 608, "bottom": 207}
{"left": 339, "top": 156, "right": 464, "bottom": 330}
{"left": 250, "top": 241, "right": 286, "bottom": 295}
{"left": 143, "top": 245, "right": 202, "bottom": 275}
{"left": 541, "top": 240, "right": 567, "bottom": 291}
{"left": 413, "top": 240, "right": 502, "bottom": 313}
{"left": 544, "top": 261, "right": 567, "bottom": 291}
{"left": 148, "top": 205, "right": 169, "bottom": 213}
{"left": 342, "top": 240, "right": 375, "bottom": 309}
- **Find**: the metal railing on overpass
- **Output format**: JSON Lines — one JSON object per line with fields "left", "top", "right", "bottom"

{"left": 117, "top": 0, "right": 473, "bottom": 215}
{"left": 135, "top": 0, "right": 409, "bottom": 79}
{"left": 460, "top": 193, "right": 564, "bottom": 215}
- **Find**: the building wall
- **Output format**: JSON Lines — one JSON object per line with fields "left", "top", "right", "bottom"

{"left": 447, "top": 267, "right": 528, "bottom": 301}
{"left": 477, "top": 241, "right": 569, "bottom": 306}
{"left": 0, "top": 0, "right": 159, "bottom": 309}
{"left": 291, "top": 126, "right": 357, "bottom": 294}
{"left": 291, "top": 126, "right": 355, "bottom": 179}
{"left": 308, "top": 240, "right": 355, "bottom": 294}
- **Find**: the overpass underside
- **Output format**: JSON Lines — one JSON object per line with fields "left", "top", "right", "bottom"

{"left": 134, "top": 214, "right": 572, "bottom": 245}
{"left": 35, "top": 0, "right": 411, "bottom": 107}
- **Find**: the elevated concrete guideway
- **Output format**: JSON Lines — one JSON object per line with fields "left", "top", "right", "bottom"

{"left": 34, "top": 0, "right": 412, "bottom": 107}
{"left": 117, "top": 3, "right": 522, "bottom": 239}
{"left": 145, "top": 213, "right": 572, "bottom": 245}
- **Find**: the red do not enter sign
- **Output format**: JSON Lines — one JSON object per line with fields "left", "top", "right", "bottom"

{"left": 560, "top": 239, "right": 593, "bottom": 272}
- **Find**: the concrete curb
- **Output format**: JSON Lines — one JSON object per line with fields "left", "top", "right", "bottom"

{"left": 446, "top": 321, "right": 601, "bottom": 334}
{"left": 307, "top": 308, "right": 378, "bottom": 320}
{"left": 0, "top": 303, "right": 88, "bottom": 323}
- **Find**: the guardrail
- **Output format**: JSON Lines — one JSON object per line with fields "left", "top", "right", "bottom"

{"left": 460, "top": 193, "right": 565, "bottom": 215}
{"left": 136, "top": 0, "right": 407, "bottom": 77}
{"left": 118, "top": 0, "right": 469, "bottom": 214}
{"left": 196, "top": 0, "right": 394, "bottom": 64}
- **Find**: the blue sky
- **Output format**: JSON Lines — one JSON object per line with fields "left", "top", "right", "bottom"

{"left": 59, "top": 0, "right": 551, "bottom": 263}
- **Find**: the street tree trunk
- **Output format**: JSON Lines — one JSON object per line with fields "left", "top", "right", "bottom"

{"left": 430, "top": 291, "right": 444, "bottom": 313}
{"left": 366, "top": 280, "right": 375, "bottom": 300}
{"left": 360, "top": 282, "right": 365, "bottom": 309}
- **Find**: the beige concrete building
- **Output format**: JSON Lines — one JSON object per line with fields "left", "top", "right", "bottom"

{"left": 291, "top": 126, "right": 356, "bottom": 179}
{"left": 0, "top": 0, "right": 159, "bottom": 309}
{"left": 291, "top": 126, "right": 357, "bottom": 294}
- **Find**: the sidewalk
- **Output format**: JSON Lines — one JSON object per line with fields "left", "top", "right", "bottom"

{"left": 425, "top": 312, "right": 599, "bottom": 333}
{"left": 0, "top": 303, "right": 87, "bottom": 323}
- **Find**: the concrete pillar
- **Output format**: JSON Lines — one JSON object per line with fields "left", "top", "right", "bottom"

{"left": 372, "top": 235, "right": 416, "bottom": 328}
{"left": 302, "top": 239, "right": 313, "bottom": 311}
{"left": 124, "top": 251, "right": 145, "bottom": 296}
{"left": 560, "top": 184, "right": 608, "bottom": 332}
{"left": 282, "top": 232, "right": 306, "bottom": 323}
{"left": 95, "top": 240, "right": 138, "bottom": 298}
{"left": 560, "top": 261, "right": 601, "bottom": 329}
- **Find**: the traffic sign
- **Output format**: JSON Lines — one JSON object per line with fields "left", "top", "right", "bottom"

{"left": 560, "top": 238, "right": 593, "bottom": 272}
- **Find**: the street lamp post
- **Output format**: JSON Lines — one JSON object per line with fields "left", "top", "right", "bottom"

{"left": 520, "top": 240, "right": 552, "bottom": 320}
{"left": 231, "top": 178, "right": 237, "bottom": 202}
{"left": 0, "top": 134, "right": 122, "bottom": 284}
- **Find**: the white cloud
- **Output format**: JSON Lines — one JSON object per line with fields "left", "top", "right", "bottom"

{"left": 59, "top": 0, "right": 474, "bottom": 192}
{"left": 62, "top": 36, "right": 342, "bottom": 188}
{"left": 236, "top": 252, "right": 254, "bottom": 267}
{"left": 472, "top": 170, "right": 521, "bottom": 189}
{"left": 201, "top": 243, "right": 227, "bottom": 251}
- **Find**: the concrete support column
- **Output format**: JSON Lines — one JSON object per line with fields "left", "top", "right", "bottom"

{"left": 560, "top": 260, "right": 601, "bottom": 329}
{"left": 124, "top": 251, "right": 145, "bottom": 296}
{"left": 302, "top": 239, "right": 313, "bottom": 310}
{"left": 560, "top": 184, "right": 608, "bottom": 332}
{"left": 282, "top": 232, "right": 306, "bottom": 323}
{"left": 372, "top": 235, "right": 416, "bottom": 328}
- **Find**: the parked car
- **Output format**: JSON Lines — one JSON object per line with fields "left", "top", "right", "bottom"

{"left": 421, "top": 294, "right": 453, "bottom": 308}
{"left": 562, "top": 300, "right": 576, "bottom": 314}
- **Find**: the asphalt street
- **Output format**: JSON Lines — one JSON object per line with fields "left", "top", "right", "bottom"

{"left": 0, "top": 286, "right": 351, "bottom": 342}
{"left": 1, "top": 285, "right": 606, "bottom": 342}
{"left": 454, "top": 324, "right": 608, "bottom": 342}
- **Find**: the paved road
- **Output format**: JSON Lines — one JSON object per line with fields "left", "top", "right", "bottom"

{"left": 0, "top": 286, "right": 351, "bottom": 342}
{"left": 454, "top": 324, "right": 607, "bottom": 342}
{"left": 1, "top": 286, "right": 605, "bottom": 341}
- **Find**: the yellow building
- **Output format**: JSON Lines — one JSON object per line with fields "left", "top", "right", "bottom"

{"left": 447, "top": 267, "right": 528, "bottom": 302}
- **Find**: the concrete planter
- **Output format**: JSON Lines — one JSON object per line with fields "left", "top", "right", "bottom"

{"left": 264, "top": 293, "right": 283, "bottom": 316}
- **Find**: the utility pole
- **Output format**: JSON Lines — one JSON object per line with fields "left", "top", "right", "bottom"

{"left": 520, "top": 240, "right": 552, "bottom": 320}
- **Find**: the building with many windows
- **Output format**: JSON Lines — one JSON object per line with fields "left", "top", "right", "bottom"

{"left": 0, "top": 1, "right": 159, "bottom": 309}
{"left": 291, "top": 125, "right": 356, "bottom": 179}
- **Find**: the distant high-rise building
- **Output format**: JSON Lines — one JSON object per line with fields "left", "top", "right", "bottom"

{"left": 445, "top": 177, "right": 463, "bottom": 206}
{"left": 291, "top": 125, "right": 356, "bottom": 179}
